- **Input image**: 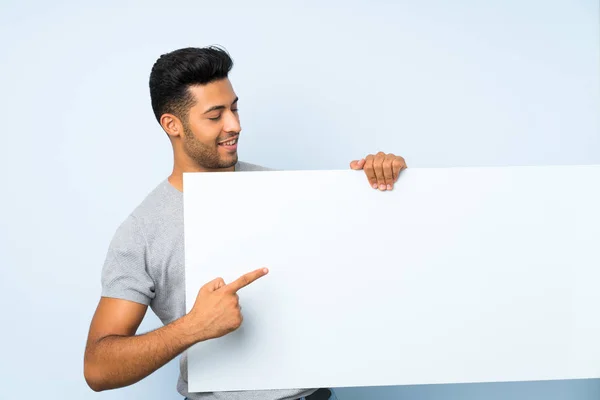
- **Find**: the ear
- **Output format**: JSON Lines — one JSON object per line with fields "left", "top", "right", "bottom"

{"left": 160, "top": 113, "right": 184, "bottom": 139}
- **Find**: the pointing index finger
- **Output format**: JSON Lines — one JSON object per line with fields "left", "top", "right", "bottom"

{"left": 226, "top": 268, "right": 269, "bottom": 293}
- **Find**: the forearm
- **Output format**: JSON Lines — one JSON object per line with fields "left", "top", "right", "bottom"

{"left": 85, "top": 314, "right": 200, "bottom": 391}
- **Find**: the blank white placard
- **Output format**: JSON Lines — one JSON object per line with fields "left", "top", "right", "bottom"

{"left": 183, "top": 165, "right": 600, "bottom": 393}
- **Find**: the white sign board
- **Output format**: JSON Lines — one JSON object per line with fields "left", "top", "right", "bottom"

{"left": 183, "top": 165, "right": 600, "bottom": 393}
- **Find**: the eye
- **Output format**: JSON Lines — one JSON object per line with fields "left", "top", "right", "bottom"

{"left": 208, "top": 114, "right": 222, "bottom": 121}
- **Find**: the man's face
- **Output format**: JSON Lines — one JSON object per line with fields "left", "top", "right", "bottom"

{"left": 180, "top": 78, "right": 240, "bottom": 170}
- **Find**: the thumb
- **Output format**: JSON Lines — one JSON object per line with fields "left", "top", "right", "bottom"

{"left": 201, "top": 277, "right": 226, "bottom": 293}
{"left": 350, "top": 159, "right": 365, "bottom": 170}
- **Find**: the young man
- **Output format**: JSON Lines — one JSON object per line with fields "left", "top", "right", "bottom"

{"left": 83, "top": 46, "right": 407, "bottom": 400}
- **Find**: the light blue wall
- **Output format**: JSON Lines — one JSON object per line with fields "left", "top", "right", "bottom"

{"left": 0, "top": 1, "right": 598, "bottom": 399}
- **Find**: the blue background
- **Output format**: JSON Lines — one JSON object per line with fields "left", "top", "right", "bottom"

{"left": 0, "top": 0, "right": 598, "bottom": 398}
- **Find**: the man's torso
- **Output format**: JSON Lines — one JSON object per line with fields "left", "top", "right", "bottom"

{"left": 100, "top": 161, "right": 317, "bottom": 400}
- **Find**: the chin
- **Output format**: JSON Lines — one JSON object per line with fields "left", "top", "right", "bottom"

{"left": 221, "top": 154, "right": 238, "bottom": 168}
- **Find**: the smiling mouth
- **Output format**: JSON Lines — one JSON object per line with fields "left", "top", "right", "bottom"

{"left": 218, "top": 137, "right": 238, "bottom": 146}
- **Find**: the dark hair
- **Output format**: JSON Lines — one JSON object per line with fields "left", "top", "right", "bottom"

{"left": 149, "top": 46, "right": 233, "bottom": 123}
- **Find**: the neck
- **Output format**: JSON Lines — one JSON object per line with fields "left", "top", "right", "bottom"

{"left": 168, "top": 155, "right": 235, "bottom": 192}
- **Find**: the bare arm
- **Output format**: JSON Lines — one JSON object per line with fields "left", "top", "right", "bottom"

{"left": 83, "top": 297, "right": 199, "bottom": 391}
{"left": 83, "top": 267, "right": 269, "bottom": 392}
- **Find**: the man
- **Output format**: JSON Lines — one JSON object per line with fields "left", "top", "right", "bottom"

{"left": 83, "top": 46, "right": 407, "bottom": 400}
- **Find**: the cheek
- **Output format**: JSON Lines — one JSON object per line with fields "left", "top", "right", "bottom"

{"left": 187, "top": 121, "right": 221, "bottom": 144}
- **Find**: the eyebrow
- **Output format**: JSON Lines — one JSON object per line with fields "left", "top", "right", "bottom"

{"left": 203, "top": 97, "right": 239, "bottom": 114}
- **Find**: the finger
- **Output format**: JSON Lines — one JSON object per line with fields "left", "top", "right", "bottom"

{"left": 226, "top": 268, "right": 269, "bottom": 293}
{"left": 363, "top": 155, "right": 377, "bottom": 188}
{"left": 349, "top": 159, "right": 365, "bottom": 170}
{"left": 374, "top": 152, "right": 386, "bottom": 190}
{"left": 383, "top": 156, "right": 394, "bottom": 190}
{"left": 202, "top": 277, "right": 226, "bottom": 293}
{"left": 392, "top": 157, "right": 407, "bottom": 182}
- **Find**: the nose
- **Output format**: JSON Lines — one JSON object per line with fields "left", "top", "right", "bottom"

{"left": 223, "top": 109, "right": 241, "bottom": 134}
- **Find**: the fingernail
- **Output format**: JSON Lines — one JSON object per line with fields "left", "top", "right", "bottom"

{"left": 372, "top": 183, "right": 378, "bottom": 189}
{"left": 387, "top": 184, "right": 392, "bottom": 190}
{"left": 379, "top": 184, "right": 386, "bottom": 190}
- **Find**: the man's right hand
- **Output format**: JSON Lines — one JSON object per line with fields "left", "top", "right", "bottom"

{"left": 187, "top": 267, "right": 269, "bottom": 340}
{"left": 84, "top": 267, "right": 268, "bottom": 391}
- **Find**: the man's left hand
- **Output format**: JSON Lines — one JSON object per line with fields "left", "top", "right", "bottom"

{"left": 350, "top": 152, "right": 407, "bottom": 191}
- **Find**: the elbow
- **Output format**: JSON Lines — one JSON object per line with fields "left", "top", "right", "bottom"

{"left": 84, "top": 359, "right": 109, "bottom": 392}
{"left": 86, "top": 380, "right": 104, "bottom": 393}
{"left": 84, "top": 365, "right": 104, "bottom": 392}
